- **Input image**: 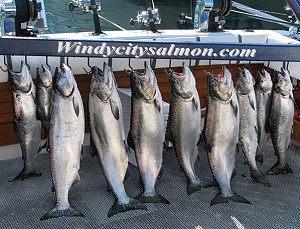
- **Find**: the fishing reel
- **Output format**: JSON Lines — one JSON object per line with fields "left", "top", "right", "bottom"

{"left": 69, "top": 0, "right": 103, "bottom": 35}
{"left": 194, "top": 0, "right": 231, "bottom": 32}
{"left": 129, "top": 0, "right": 161, "bottom": 32}
{"left": 0, "top": 0, "right": 47, "bottom": 36}
{"left": 178, "top": 12, "right": 192, "bottom": 25}
{"left": 69, "top": 0, "right": 101, "bottom": 14}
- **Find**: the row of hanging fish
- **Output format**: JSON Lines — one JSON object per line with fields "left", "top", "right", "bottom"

{"left": 8, "top": 60, "right": 295, "bottom": 220}
{"left": 204, "top": 65, "right": 294, "bottom": 205}
{"left": 9, "top": 63, "right": 52, "bottom": 181}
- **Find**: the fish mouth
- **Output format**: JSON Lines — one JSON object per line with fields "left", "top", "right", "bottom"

{"left": 54, "top": 65, "right": 75, "bottom": 97}
{"left": 40, "top": 66, "right": 53, "bottom": 88}
{"left": 261, "top": 69, "right": 268, "bottom": 80}
{"left": 91, "top": 66, "right": 104, "bottom": 82}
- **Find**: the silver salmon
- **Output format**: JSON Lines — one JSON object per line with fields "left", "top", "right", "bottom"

{"left": 127, "top": 61, "right": 169, "bottom": 204}
{"left": 166, "top": 62, "right": 208, "bottom": 195}
{"left": 89, "top": 63, "right": 146, "bottom": 217}
{"left": 267, "top": 68, "right": 294, "bottom": 175}
{"left": 236, "top": 68, "right": 270, "bottom": 186}
{"left": 40, "top": 64, "right": 85, "bottom": 220}
{"left": 9, "top": 61, "right": 42, "bottom": 181}
{"left": 255, "top": 69, "right": 273, "bottom": 165}
{"left": 36, "top": 65, "right": 53, "bottom": 150}
{"left": 204, "top": 66, "right": 250, "bottom": 206}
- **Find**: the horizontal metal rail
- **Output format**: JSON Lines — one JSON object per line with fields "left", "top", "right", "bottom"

{"left": 0, "top": 37, "right": 300, "bottom": 61}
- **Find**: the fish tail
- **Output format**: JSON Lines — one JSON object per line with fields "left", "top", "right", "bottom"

{"left": 10, "top": 168, "right": 42, "bottom": 182}
{"left": 187, "top": 180, "right": 210, "bottom": 195}
{"left": 250, "top": 170, "right": 271, "bottom": 186}
{"left": 40, "top": 205, "right": 85, "bottom": 221}
{"left": 266, "top": 163, "right": 293, "bottom": 175}
{"left": 135, "top": 192, "right": 170, "bottom": 204}
{"left": 107, "top": 198, "right": 147, "bottom": 218}
{"left": 210, "top": 192, "right": 251, "bottom": 206}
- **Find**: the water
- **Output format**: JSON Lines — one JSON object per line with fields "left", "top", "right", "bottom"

{"left": 43, "top": 0, "right": 289, "bottom": 34}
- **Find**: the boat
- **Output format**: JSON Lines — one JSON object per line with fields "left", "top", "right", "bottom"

{"left": 1, "top": 0, "right": 300, "bottom": 226}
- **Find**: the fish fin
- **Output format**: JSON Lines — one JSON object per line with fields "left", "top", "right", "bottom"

{"left": 107, "top": 198, "right": 147, "bottom": 218}
{"left": 193, "top": 97, "right": 199, "bottom": 112}
{"left": 210, "top": 193, "right": 251, "bottom": 206}
{"left": 36, "top": 109, "right": 41, "bottom": 120}
{"left": 135, "top": 192, "right": 170, "bottom": 204}
{"left": 40, "top": 205, "right": 85, "bottom": 221}
{"left": 230, "top": 100, "right": 238, "bottom": 117}
{"left": 165, "top": 110, "right": 173, "bottom": 147}
{"left": 255, "top": 145, "right": 264, "bottom": 165}
{"left": 197, "top": 133, "right": 204, "bottom": 147}
{"left": 123, "top": 140, "right": 131, "bottom": 155}
{"left": 165, "top": 127, "right": 174, "bottom": 147}
{"left": 13, "top": 119, "right": 19, "bottom": 134}
{"left": 248, "top": 95, "right": 256, "bottom": 111}
{"left": 80, "top": 144, "right": 84, "bottom": 159}
{"left": 90, "top": 136, "right": 98, "bottom": 158}
{"left": 265, "top": 121, "right": 271, "bottom": 134}
{"left": 125, "top": 167, "right": 131, "bottom": 181}
{"left": 127, "top": 131, "right": 135, "bottom": 150}
{"left": 73, "top": 97, "right": 80, "bottom": 117}
{"left": 73, "top": 173, "right": 81, "bottom": 187}
{"left": 290, "top": 94, "right": 297, "bottom": 106}
{"left": 250, "top": 170, "right": 270, "bottom": 186}
{"left": 266, "top": 163, "right": 293, "bottom": 175}
{"left": 154, "top": 98, "right": 161, "bottom": 113}
{"left": 31, "top": 91, "right": 37, "bottom": 105}
{"left": 109, "top": 98, "right": 120, "bottom": 120}
{"left": 51, "top": 184, "right": 55, "bottom": 193}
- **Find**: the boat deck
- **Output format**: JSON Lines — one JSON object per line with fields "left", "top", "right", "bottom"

{"left": 1, "top": 140, "right": 300, "bottom": 229}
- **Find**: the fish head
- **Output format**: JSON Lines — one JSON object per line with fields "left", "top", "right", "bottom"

{"left": 236, "top": 67, "right": 254, "bottom": 95}
{"left": 90, "top": 63, "right": 114, "bottom": 101}
{"left": 130, "top": 62, "right": 157, "bottom": 100}
{"left": 208, "top": 66, "right": 233, "bottom": 101}
{"left": 274, "top": 68, "right": 292, "bottom": 96}
{"left": 9, "top": 61, "right": 32, "bottom": 93}
{"left": 255, "top": 69, "right": 273, "bottom": 93}
{"left": 168, "top": 62, "right": 195, "bottom": 99}
{"left": 37, "top": 65, "right": 52, "bottom": 88}
{"left": 54, "top": 64, "right": 75, "bottom": 97}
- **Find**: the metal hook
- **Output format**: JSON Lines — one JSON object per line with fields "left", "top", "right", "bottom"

{"left": 150, "top": 58, "right": 157, "bottom": 69}
{"left": 209, "top": 60, "right": 212, "bottom": 73}
{"left": 128, "top": 58, "right": 133, "bottom": 71}
{"left": 247, "top": 60, "right": 252, "bottom": 73}
{"left": 0, "top": 55, "right": 8, "bottom": 72}
{"left": 24, "top": 56, "right": 30, "bottom": 70}
{"left": 83, "top": 57, "right": 92, "bottom": 73}
{"left": 108, "top": 58, "right": 112, "bottom": 68}
{"left": 168, "top": 59, "right": 172, "bottom": 69}
{"left": 45, "top": 56, "right": 51, "bottom": 70}
{"left": 66, "top": 57, "right": 72, "bottom": 70}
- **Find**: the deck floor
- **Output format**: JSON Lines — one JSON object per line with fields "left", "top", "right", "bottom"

{"left": 0, "top": 140, "right": 300, "bottom": 229}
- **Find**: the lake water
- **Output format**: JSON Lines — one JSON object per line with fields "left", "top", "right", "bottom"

{"left": 43, "top": 0, "right": 289, "bottom": 34}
